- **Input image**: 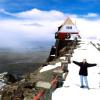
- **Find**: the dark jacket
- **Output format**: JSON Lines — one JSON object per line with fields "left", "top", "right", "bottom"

{"left": 73, "top": 61, "right": 97, "bottom": 76}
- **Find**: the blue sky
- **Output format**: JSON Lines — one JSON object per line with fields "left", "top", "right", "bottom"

{"left": 0, "top": 0, "right": 100, "bottom": 49}
{"left": 0, "top": 0, "right": 100, "bottom": 14}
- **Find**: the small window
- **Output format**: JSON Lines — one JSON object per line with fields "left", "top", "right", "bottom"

{"left": 66, "top": 26, "right": 72, "bottom": 29}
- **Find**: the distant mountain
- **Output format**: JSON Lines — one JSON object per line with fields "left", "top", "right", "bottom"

{"left": 0, "top": 40, "right": 54, "bottom": 52}
{"left": 0, "top": 40, "right": 54, "bottom": 75}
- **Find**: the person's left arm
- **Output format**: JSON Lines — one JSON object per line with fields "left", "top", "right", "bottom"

{"left": 87, "top": 63, "right": 97, "bottom": 67}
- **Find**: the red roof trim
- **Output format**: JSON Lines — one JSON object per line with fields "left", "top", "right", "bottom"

{"left": 58, "top": 32, "right": 79, "bottom": 34}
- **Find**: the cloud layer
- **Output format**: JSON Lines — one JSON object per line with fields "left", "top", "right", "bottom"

{"left": 0, "top": 8, "right": 100, "bottom": 49}
{"left": 1, "top": 0, "right": 100, "bottom": 14}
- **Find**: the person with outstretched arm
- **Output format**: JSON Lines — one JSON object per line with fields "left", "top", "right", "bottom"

{"left": 73, "top": 59, "right": 97, "bottom": 89}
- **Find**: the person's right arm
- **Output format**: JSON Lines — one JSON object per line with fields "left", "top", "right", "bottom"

{"left": 73, "top": 61, "right": 81, "bottom": 66}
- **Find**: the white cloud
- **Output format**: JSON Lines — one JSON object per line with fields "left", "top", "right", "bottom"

{"left": 0, "top": 8, "right": 5, "bottom": 12}
{"left": 85, "top": 13, "right": 99, "bottom": 17}
{"left": 0, "top": 19, "right": 56, "bottom": 48}
{"left": 74, "top": 18, "right": 100, "bottom": 39}
{"left": 0, "top": 8, "right": 14, "bottom": 16}
{"left": 0, "top": 8, "right": 100, "bottom": 49}
{"left": 15, "top": 8, "right": 65, "bottom": 21}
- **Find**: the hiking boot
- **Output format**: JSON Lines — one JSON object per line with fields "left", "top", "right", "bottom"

{"left": 86, "top": 86, "right": 90, "bottom": 89}
{"left": 80, "top": 85, "right": 84, "bottom": 88}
